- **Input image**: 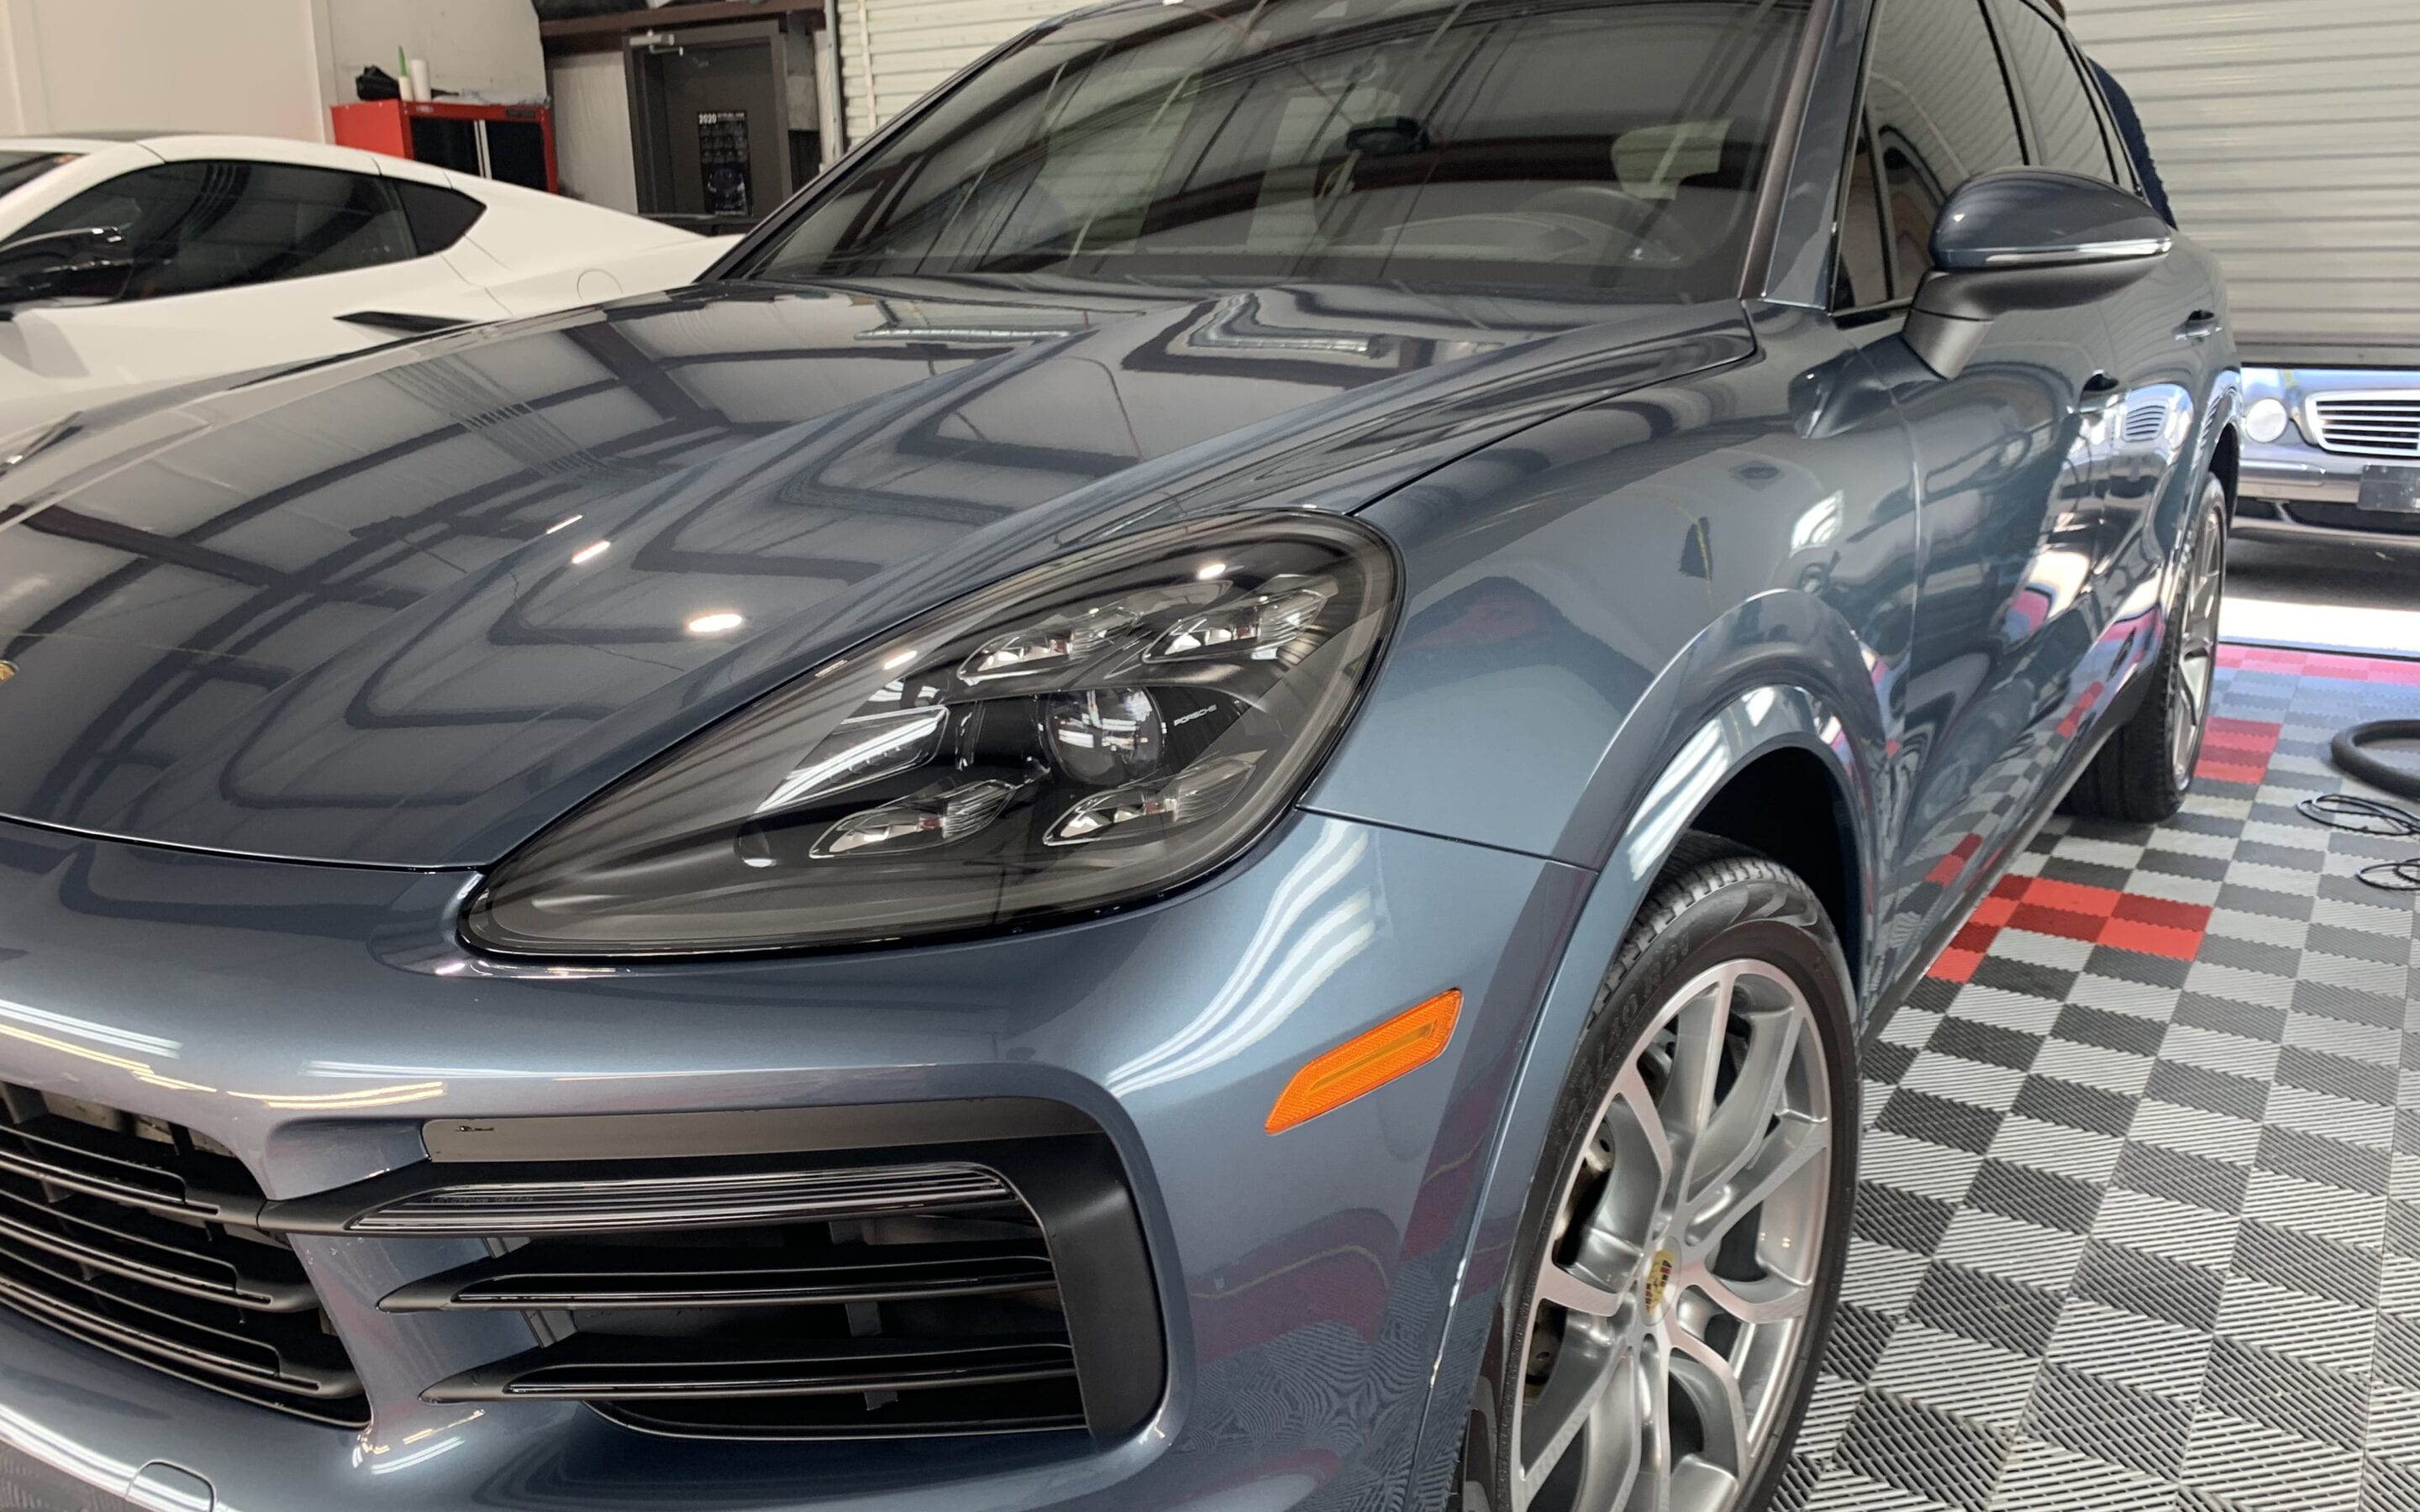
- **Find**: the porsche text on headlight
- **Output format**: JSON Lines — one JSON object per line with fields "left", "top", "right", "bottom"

{"left": 464, "top": 514, "right": 1397, "bottom": 956}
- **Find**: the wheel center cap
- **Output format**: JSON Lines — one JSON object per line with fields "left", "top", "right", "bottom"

{"left": 1642, "top": 1248, "right": 1676, "bottom": 1316}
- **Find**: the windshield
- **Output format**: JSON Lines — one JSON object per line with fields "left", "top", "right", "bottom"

{"left": 746, "top": 0, "right": 1808, "bottom": 297}
{"left": 0, "top": 150, "right": 79, "bottom": 203}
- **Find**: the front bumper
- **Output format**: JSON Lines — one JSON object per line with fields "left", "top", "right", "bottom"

{"left": 2236, "top": 437, "right": 2420, "bottom": 549}
{"left": 0, "top": 811, "right": 1589, "bottom": 1511}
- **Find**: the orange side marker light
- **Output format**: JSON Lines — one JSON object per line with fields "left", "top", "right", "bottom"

{"left": 1265, "top": 989, "right": 1462, "bottom": 1135}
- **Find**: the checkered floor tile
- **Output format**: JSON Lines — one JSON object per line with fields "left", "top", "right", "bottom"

{"left": 1790, "top": 646, "right": 2420, "bottom": 1512}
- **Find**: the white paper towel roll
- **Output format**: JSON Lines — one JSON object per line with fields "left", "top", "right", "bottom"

{"left": 408, "top": 58, "right": 430, "bottom": 103}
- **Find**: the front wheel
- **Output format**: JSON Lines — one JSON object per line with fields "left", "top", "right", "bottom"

{"left": 1451, "top": 837, "right": 1858, "bottom": 1512}
{"left": 2066, "top": 472, "right": 2229, "bottom": 823}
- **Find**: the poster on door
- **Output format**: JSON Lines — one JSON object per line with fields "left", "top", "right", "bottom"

{"left": 697, "top": 111, "right": 751, "bottom": 217}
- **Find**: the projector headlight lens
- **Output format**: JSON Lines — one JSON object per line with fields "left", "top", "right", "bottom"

{"left": 465, "top": 513, "right": 1397, "bottom": 957}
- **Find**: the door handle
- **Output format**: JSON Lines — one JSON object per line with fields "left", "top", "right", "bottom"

{"left": 2176, "top": 310, "right": 2224, "bottom": 343}
{"left": 2078, "top": 374, "right": 2125, "bottom": 419}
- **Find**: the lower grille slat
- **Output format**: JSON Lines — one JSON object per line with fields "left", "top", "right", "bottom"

{"left": 348, "top": 1163, "right": 1013, "bottom": 1234}
{"left": 381, "top": 1237, "right": 1057, "bottom": 1312}
{"left": 424, "top": 1333, "right": 1079, "bottom": 1402}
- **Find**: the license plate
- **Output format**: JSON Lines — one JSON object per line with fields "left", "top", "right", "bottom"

{"left": 2357, "top": 465, "right": 2420, "bottom": 513}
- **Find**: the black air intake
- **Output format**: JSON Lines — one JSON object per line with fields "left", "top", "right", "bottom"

{"left": 0, "top": 1084, "right": 367, "bottom": 1426}
{"left": 275, "top": 1103, "right": 1163, "bottom": 1443}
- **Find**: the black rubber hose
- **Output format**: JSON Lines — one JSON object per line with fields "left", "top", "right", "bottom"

{"left": 2332, "top": 720, "right": 2420, "bottom": 801}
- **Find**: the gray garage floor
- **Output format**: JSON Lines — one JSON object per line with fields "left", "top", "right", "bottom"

{"left": 2227, "top": 540, "right": 2420, "bottom": 659}
{"left": 1791, "top": 645, "right": 2420, "bottom": 1512}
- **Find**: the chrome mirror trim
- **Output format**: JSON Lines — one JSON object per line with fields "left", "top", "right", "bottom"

{"left": 1978, "top": 236, "right": 2175, "bottom": 268}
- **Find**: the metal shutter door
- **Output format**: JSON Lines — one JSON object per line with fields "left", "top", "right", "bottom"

{"left": 2067, "top": 0, "right": 2420, "bottom": 367}
{"left": 839, "top": 0, "right": 1067, "bottom": 143}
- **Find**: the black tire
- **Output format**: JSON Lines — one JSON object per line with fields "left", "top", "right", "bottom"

{"left": 2065, "top": 473, "right": 2230, "bottom": 824}
{"left": 1450, "top": 834, "right": 1859, "bottom": 1512}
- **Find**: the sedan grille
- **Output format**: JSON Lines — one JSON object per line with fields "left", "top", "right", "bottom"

{"left": 2306, "top": 394, "right": 2420, "bottom": 458}
{"left": 0, "top": 1085, "right": 367, "bottom": 1426}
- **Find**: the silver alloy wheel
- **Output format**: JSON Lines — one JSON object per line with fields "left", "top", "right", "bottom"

{"left": 2168, "top": 481, "right": 2228, "bottom": 790}
{"left": 1510, "top": 959, "right": 1833, "bottom": 1512}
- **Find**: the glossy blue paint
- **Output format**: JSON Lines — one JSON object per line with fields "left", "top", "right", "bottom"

{"left": 0, "top": 288, "right": 1744, "bottom": 869}
{"left": 0, "top": 0, "right": 2239, "bottom": 1505}
{"left": 0, "top": 810, "right": 1588, "bottom": 1509}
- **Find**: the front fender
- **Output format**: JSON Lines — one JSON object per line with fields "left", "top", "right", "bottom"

{"left": 1385, "top": 680, "right": 1876, "bottom": 1511}
{"left": 1302, "top": 307, "right": 1911, "bottom": 894}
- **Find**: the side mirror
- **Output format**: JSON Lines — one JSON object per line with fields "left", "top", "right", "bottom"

{"left": 1903, "top": 169, "right": 2171, "bottom": 380}
{"left": 0, "top": 225, "right": 134, "bottom": 313}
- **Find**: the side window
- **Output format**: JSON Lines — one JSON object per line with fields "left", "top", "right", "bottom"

{"left": 393, "top": 180, "right": 487, "bottom": 255}
{"left": 1833, "top": 118, "right": 1892, "bottom": 310}
{"left": 23, "top": 160, "right": 418, "bottom": 302}
{"left": 2081, "top": 57, "right": 2144, "bottom": 197}
{"left": 1986, "top": 0, "right": 2119, "bottom": 184}
{"left": 1863, "top": 0, "right": 2027, "bottom": 288}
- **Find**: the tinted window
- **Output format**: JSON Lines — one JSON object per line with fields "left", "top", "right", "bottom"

{"left": 2083, "top": 63, "right": 2144, "bottom": 196}
{"left": 395, "top": 179, "right": 487, "bottom": 254}
{"left": 0, "top": 150, "right": 78, "bottom": 203}
{"left": 747, "top": 0, "right": 1812, "bottom": 297}
{"left": 24, "top": 160, "right": 418, "bottom": 300}
{"left": 1864, "top": 0, "right": 2026, "bottom": 285}
{"left": 1833, "top": 120, "right": 1891, "bottom": 309}
{"left": 1987, "top": 0, "right": 2118, "bottom": 183}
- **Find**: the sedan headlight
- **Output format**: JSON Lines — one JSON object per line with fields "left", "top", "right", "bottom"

{"left": 2244, "top": 396, "right": 2291, "bottom": 445}
{"left": 465, "top": 514, "right": 1397, "bottom": 957}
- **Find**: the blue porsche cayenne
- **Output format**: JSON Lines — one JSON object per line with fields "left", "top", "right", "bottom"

{"left": 0, "top": 0, "right": 2234, "bottom": 1508}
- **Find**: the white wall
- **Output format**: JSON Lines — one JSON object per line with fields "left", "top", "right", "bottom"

{"left": 320, "top": 0, "right": 545, "bottom": 104}
{"left": 2068, "top": 0, "right": 2420, "bottom": 366}
{"left": 0, "top": 0, "right": 329, "bottom": 140}
{"left": 0, "top": 5, "right": 33, "bottom": 136}
{"left": 548, "top": 49, "right": 636, "bottom": 212}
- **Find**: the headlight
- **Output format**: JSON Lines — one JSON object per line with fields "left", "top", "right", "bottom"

{"left": 2244, "top": 396, "right": 2291, "bottom": 445}
{"left": 464, "top": 514, "right": 1397, "bottom": 957}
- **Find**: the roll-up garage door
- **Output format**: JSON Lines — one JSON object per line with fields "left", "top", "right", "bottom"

{"left": 839, "top": 0, "right": 1068, "bottom": 144}
{"left": 2067, "top": 0, "right": 2420, "bottom": 367}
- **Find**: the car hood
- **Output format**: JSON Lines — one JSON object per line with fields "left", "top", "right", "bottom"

{"left": 0, "top": 278, "right": 1749, "bottom": 867}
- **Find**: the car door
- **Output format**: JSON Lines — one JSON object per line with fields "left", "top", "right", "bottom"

{"left": 0, "top": 154, "right": 507, "bottom": 412}
{"left": 1994, "top": 0, "right": 2219, "bottom": 611}
{"left": 1851, "top": 0, "right": 2128, "bottom": 985}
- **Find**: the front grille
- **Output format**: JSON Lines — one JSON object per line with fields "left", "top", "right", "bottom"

{"left": 396, "top": 1179, "right": 1084, "bottom": 1438}
{"left": 345, "top": 1129, "right": 1159, "bottom": 1443}
{"left": 2307, "top": 394, "right": 2420, "bottom": 458}
{"left": 0, "top": 1085, "right": 368, "bottom": 1427}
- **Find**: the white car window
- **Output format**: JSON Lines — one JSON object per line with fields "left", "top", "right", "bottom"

{"left": 20, "top": 160, "right": 420, "bottom": 302}
{"left": 391, "top": 179, "right": 487, "bottom": 255}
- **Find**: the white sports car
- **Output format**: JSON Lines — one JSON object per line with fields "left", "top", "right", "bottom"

{"left": 0, "top": 131, "right": 740, "bottom": 430}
